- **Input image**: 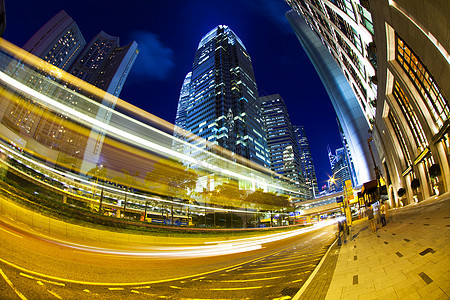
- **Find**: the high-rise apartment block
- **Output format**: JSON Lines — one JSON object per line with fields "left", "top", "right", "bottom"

{"left": 285, "top": 0, "right": 449, "bottom": 206}
{"left": 260, "top": 94, "right": 305, "bottom": 199}
{"left": 0, "top": 10, "right": 138, "bottom": 173}
{"left": 294, "top": 125, "right": 318, "bottom": 199}
{"left": 177, "top": 25, "right": 269, "bottom": 169}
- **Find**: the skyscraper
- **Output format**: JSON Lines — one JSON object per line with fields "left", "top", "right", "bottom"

{"left": 294, "top": 125, "right": 318, "bottom": 199}
{"left": 70, "top": 31, "right": 139, "bottom": 173}
{"left": 0, "top": 10, "right": 138, "bottom": 173}
{"left": 174, "top": 72, "right": 192, "bottom": 133}
{"left": 23, "top": 10, "right": 86, "bottom": 71}
{"left": 285, "top": 7, "right": 377, "bottom": 188}
{"left": 182, "top": 25, "right": 269, "bottom": 168}
{"left": 327, "top": 145, "right": 351, "bottom": 193}
{"left": 259, "top": 94, "right": 304, "bottom": 199}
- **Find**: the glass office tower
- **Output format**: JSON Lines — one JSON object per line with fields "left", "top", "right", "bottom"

{"left": 294, "top": 125, "right": 319, "bottom": 199}
{"left": 260, "top": 94, "right": 304, "bottom": 199}
{"left": 184, "top": 25, "right": 269, "bottom": 168}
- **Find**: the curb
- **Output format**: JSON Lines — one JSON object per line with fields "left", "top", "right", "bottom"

{"left": 292, "top": 235, "right": 339, "bottom": 299}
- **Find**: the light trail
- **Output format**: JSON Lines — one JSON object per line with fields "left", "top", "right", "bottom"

{"left": 0, "top": 38, "right": 316, "bottom": 228}
{"left": 0, "top": 38, "right": 298, "bottom": 191}
{"left": 30, "top": 220, "right": 336, "bottom": 258}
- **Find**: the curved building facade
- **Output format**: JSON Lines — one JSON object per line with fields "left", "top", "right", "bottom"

{"left": 286, "top": 0, "right": 449, "bottom": 206}
{"left": 286, "top": 10, "right": 376, "bottom": 187}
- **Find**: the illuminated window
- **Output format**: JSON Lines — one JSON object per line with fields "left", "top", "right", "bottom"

{"left": 393, "top": 81, "right": 428, "bottom": 151}
{"left": 396, "top": 34, "right": 449, "bottom": 129}
{"left": 388, "top": 111, "right": 411, "bottom": 167}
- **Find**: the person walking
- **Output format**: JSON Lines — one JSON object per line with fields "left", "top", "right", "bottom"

{"left": 367, "top": 204, "right": 376, "bottom": 233}
{"left": 380, "top": 202, "right": 387, "bottom": 226}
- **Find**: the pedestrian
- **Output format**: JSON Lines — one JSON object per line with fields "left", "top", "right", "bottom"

{"left": 367, "top": 204, "right": 376, "bottom": 233}
{"left": 380, "top": 201, "right": 387, "bottom": 226}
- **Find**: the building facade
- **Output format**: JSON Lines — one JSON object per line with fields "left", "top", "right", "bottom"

{"left": 285, "top": 7, "right": 377, "bottom": 189}
{"left": 286, "top": 0, "right": 449, "bottom": 206}
{"left": 0, "top": 10, "right": 138, "bottom": 174}
{"left": 327, "top": 145, "right": 351, "bottom": 193}
{"left": 294, "top": 125, "right": 319, "bottom": 199}
{"left": 259, "top": 94, "right": 305, "bottom": 199}
{"left": 368, "top": 0, "right": 449, "bottom": 206}
{"left": 183, "top": 25, "right": 269, "bottom": 168}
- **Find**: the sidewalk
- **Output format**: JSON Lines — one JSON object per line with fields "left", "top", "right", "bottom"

{"left": 299, "top": 192, "right": 450, "bottom": 299}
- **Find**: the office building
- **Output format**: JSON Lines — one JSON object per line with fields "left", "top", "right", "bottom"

{"left": 294, "top": 125, "right": 319, "bottom": 199}
{"left": 174, "top": 72, "right": 192, "bottom": 134}
{"left": 327, "top": 145, "right": 351, "bottom": 193}
{"left": 182, "top": 25, "right": 269, "bottom": 169}
{"left": 260, "top": 94, "right": 305, "bottom": 199}
{"left": 285, "top": 0, "right": 449, "bottom": 206}
{"left": 173, "top": 72, "right": 192, "bottom": 154}
{"left": 285, "top": 7, "right": 377, "bottom": 189}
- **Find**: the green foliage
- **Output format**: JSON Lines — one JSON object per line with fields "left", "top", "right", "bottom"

{"left": 244, "top": 189, "right": 291, "bottom": 209}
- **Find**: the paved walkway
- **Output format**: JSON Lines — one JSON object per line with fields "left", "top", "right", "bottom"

{"left": 296, "top": 192, "right": 450, "bottom": 299}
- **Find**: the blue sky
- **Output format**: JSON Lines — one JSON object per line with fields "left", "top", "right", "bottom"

{"left": 4, "top": 0, "right": 342, "bottom": 188}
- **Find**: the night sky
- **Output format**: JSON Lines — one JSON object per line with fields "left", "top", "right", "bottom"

{"left": 3, "top": 0, "right": 342, "bottom": 190}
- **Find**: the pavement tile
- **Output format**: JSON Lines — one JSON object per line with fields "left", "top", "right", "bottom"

{"left": 417, "top": 282, "right": 442, "bottom": 298}
{"left": 339, "top": 292, "right": 359, "bottom": 300}
{"left": 419, "top": 287, "right": 448, "bottom": 299}
{"left": 394, "top": 283, "right": 423, "bottom": 299}
{"left": 356, "top": 286, "right": 397, "bottom": 299}
{"left": 384, "top": 270, "right": 408, "bottom": 285}
{"left": 374, "top": 292, "right": 399, "bottom": 300}
{"left": 318, "top": 193, "right": 450, "bottom": 300}
{"left": 441, "top": 282, "right": 450, "bottom": 297}
{"left": 324, "top": 292, "right": 341, "bottom": 300}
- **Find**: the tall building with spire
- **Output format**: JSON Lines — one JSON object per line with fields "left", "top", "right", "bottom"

{"left": 173, "top": 72, "right": 192, "bottom": 154}
{"left": 180, "top": 25, "right": 269, "bottom": 168}
{"left": 327, "top": 145, "right": 351, "bottom": 193}
{"left": 294, "top": 125, "right": 318, "bottom": 199}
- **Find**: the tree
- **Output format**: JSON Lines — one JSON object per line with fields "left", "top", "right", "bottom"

{"left": 86, "top": 164, "right": 107, "bottom": 213}
{"left": 244, "top": 190, "right": 291, "bottom": 227}
{"left": 112, "top": 169, "right": 140, "bottom": 218}
{"left": 144, "top": 160, "right": 198, "bottom": 224}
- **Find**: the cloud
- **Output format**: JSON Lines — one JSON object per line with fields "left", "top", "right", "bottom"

{"left": 128, "top": 31, "right": 175, "bottom": 82}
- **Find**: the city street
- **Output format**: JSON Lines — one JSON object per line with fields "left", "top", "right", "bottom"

{"left": 0, "top": 212, "right": 336, "bottom": 299}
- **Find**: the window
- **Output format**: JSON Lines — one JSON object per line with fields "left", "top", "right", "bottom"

{"left": 396, "top": 34, "right": 449, "bottom": 129}
{"left": 392, "top": 81, "right": 428, "bottom": 152}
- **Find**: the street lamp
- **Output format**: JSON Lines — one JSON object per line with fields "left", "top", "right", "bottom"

{"left": 329, "top": 175, "right": 352, "bottom": 227}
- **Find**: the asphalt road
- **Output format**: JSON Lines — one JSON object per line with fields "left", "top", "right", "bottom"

{"left": 0, "top": 220, "right": 337, "bottom": 299}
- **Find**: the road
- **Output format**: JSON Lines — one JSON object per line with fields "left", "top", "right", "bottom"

{"left": 0, "top": 219, "right": 337, "bottom": 299}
